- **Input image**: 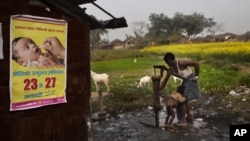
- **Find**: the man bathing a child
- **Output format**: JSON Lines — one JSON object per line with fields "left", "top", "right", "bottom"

{"left": 158, "top": 52, "right": 201, "bottom": 127}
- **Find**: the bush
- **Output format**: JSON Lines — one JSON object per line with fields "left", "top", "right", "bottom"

{"left": 239, "top": 74, "right": 250, "bottom": 87}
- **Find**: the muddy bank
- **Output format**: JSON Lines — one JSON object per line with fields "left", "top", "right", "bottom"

{"left": 92, "top": 92, "right": 250, "bottom": 141}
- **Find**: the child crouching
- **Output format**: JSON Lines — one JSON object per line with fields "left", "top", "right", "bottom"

{"left": 165, "top": 85, "right": 186, "bottom": 127}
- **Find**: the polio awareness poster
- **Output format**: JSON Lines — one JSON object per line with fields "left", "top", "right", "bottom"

{"left": 10, "top": 15, "right": 67, "bottom": 111}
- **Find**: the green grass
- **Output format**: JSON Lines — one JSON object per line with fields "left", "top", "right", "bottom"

{"left": 91, "top": 57, "right": 242, "bottom": 95}
{"left": 198, "top": 63, "right": 241, "bottom": 94}
{"left": 90, "top": 56, "right": 243, "bottom": 113}
{"left": 90, "top": 43, "right": 250, "bottom": 112}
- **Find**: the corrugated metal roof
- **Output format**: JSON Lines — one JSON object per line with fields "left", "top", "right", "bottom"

{"left": 42, "top": 0, "right": 127, "bottom": 29}
{"left": 66, "top": 0, "right": 96, "bottom": 5}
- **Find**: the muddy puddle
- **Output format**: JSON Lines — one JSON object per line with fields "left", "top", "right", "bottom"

{"left": 92, "top": 108, "right": 229, "bottom": 141}
{"left": 91, "top": 90, "right": 250, "bottom": 141}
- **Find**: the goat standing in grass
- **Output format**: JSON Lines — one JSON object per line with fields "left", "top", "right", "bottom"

{"left": 91, "top": 70, "right": 110, "bottom": 92}
{"left": 137, "top": 75, "right": 151, "bottom": 88}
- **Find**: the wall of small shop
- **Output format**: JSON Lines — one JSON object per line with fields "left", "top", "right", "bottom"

{"left": 0, "top": 0, "right": 91, "bottom": 140}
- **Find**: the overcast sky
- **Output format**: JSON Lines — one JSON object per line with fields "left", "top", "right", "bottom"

{"left": 81, "top": 0, "right": 250, "bottom": 41}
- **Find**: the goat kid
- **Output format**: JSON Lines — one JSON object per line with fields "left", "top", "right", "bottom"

{"left": 91, "top": 70, "right": 110, "bottom": 92}
{"left": 138, "top": 75, "right": 151, "bottom": 88}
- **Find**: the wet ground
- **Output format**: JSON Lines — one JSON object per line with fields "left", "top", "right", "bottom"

{"left": 91, "top": 90, "right": 250, "bottom": 141}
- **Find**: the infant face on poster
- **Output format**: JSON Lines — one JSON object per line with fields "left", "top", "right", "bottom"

{"left": 12, "top": 37, "right": 65, "bottom": 69}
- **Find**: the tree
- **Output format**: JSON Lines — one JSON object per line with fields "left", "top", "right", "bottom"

{"left": 131, "top": 21, "right": 149, "bottom": 48}
{"left": 170, "top": 12, "right": 187, "bottom": 41}
{"left": 206, "top": 20, "right": 224, "bottom": 36}
{"left": 172, "top": 12, "right": 185, "bottom": 32}
{"left": 132, "top": 21, "right": 148, "bottom": 37}
{"left": 182, "top": 13, "right": 209, "bottom": 38}
{"left": 89, "top": 16, "right": 109, "bottom": 49}
{"left": 90, "top": 29, "right": 108, "bottom": 50}
{"left": 147, "top": 13, "right": 173, "bottom": 44}
{"left": 148, "top": 13, "right": 172, "bottom": 36}
{"left": 144, "top": 12, "right": 218, "bottom": 45}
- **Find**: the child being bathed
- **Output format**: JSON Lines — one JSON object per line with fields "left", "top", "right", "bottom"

{"left": 165, "top": 85, "right": 186, "bottom": 127}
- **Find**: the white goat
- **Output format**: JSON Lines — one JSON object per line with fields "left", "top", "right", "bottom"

{"left": 138, "top": 75, "right": 151, "bottom": 88}
{"left": 173, "top": 76, "right": 183, "bottom": 84}
{"left": 91, "top": 70, "right": 110, "bottom": 92}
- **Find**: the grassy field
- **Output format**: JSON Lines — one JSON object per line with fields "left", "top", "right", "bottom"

{"left": 90, "top": 42, "right": 250, "bottom": 112}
